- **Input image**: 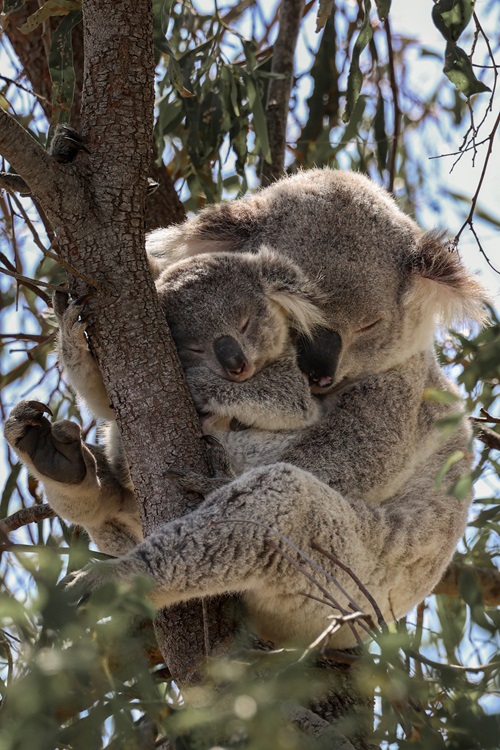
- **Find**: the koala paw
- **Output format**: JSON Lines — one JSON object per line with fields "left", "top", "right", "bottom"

{"left": 54, "top": 290, "right": 94, "bottom": 362}
{"left": 63, "top": 560, "right": 117, "bottom": 606}
{"left": 167, "top": 435, "right": 235, "bottom": 495}
{"left": 203, "top": 434, "right": 235, "bottom": 481}
{"left": 4, "top": 400, "right": 89, "bottom": 485}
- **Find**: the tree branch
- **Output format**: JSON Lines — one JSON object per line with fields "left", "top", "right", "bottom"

{"left": 0, "top": 505, "right": 56, "bottom": 534}
{"left": 433, "top": 562, "right": 500, "bottom": 606}
{"left": 0, "top": 108, "right": 68, "bottom": 204}
{"left": 261, "top": 0, "right": 304, "bottom": 186}
{"left": 384, "top": 17, "right": 400, "bottom": 193}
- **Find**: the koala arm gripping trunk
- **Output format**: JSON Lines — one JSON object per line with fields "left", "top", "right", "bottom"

{"left": 4, "top": 401, "right": 141, "bottom": 557}
{"left": 185, "top": 353, "right": 322, "bottom": 431}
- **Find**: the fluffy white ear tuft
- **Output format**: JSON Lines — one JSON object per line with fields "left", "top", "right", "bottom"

{"left": 254, "top": 246, "right": 329, "bottom": 337}
{"left": 405, "top": 232, "right": 490, "bottom": 327}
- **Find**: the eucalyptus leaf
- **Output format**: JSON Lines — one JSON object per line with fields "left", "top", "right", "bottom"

{"left": 316, "top": 0, "right": 334, "bottom": 32}
{"left": 432, "top": 0, "right": 474, "bottom": 42}
{"left": 434, "top": 449, "right": 465, "bottom": 490}
{"left": 19, "top": 0, "right": 81, "bottom": 34}
{"left": 444, "top": 42, "right": 491, "bottom": 97}
{"left": 343, "top": 0, "right": 373, "bottom": 123}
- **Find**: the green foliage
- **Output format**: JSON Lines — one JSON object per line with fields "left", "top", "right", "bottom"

{"left": 432, "top": 0, "right": 491, "bottom": 97}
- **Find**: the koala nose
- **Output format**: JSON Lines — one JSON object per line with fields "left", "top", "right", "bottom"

{"left": 297, "top": 327, "right": 342, "bottom": 392}
{"left": 214, "top": 336, "right": 253, "bottom": 381}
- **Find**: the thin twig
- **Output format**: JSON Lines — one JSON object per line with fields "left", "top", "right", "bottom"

{"left": 454, "top": 108, "right": 500, "bottom": 275}
{"left": 384, "top": 17, "right": 400, "bottom": 193}
{"left": 0, "top": 265, "right": 70, "bottom": 293}
{"left": 407, "top": 649, "right": 500, "bottom": 674}
{"left": 311, "top": 541, "right": 387, "bottom": 629}
{"left": 0, "top": 505, "right": 56, "bottom": 533}
{"left": 211, "top": 517, "right": 373, "bottom": 640}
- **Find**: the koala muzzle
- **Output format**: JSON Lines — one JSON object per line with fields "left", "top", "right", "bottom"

{"left": 214, "top": 336, "right": 254, "bottom": 381}
{"left": 297, "top": 327, "right": 342, "bottom": 392}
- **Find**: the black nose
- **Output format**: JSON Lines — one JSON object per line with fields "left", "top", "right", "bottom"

{"left": 214, "top": 336, "right": 248, "bottom": 376}
{"left": 297, "top": 327, "right": 342, "bottom": 389}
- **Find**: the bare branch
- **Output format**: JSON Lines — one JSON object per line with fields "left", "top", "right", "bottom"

{"left": 0, "top": 108, "right": 68, "bottom": 204}
{"left": 0, "top": 505, "right": 56, "bottom": 534}
{"left": 454, "top": 109, "right": 500, "bottom": 275}
{"left": 384, "top": 17, "right": 401, "bottom": 193}
{"left": 311, "top": 541, "right": 387, "bottom": 629}
{"left": 475, "top": 426, "right": 500, "bottom": 451}
{"left": 433, "top": 562, "right": 500, "bottom": 606}
{"left": 261, "top": 0, "right": 304, "bottom": 186}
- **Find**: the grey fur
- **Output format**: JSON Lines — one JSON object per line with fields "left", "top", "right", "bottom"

{"left": 4, "top": 168, "right": 487, "bottom": 648}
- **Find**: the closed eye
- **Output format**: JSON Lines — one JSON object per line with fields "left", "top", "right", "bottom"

{"left": 355, "top": 318, "right": 382, "bottom": 334}
{"left": 240, "top": 318, "right": 250, "bottom": 334}
{"left": 184, "top": 345, "right": 204, "bottom": 354}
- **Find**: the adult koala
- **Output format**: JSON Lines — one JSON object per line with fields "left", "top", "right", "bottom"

{"left": 6, "top": 169, "right": 487, "bottom": 649}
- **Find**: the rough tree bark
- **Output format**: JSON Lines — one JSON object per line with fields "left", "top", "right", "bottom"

{"left": 4, "top": 0, "right": 184, "bottom": 231}
{"left": 0, "top": 0, "right": 233, "bottom": 683}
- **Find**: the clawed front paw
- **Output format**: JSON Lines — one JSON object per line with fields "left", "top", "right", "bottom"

{"left": 166, "top": 435, "right": 235, "bottom": 495}
{"left": 63, "top": 561, "right": 117, "bottom": 606}
{"left": 4, "top": 400, "right": 90, "bottom": 484}
{"left": 54, "top": 290, "right": 93, "bottom": 359}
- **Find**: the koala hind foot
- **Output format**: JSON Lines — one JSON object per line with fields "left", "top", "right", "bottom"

{"left": 5, "top": 400, "right": 89, "bottom": 485}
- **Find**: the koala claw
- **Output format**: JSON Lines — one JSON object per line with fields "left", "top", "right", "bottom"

{"left": 4, "top": 400, "right": 88, "bottom": 485}
{"left": 62, "top": 561, "right": 116, "bottom": 606}
{"left": 166, "top": 468, "right": 229, "bottom": 496}
{"left": 203, "top": 435, "right": 235, "bottom": 483}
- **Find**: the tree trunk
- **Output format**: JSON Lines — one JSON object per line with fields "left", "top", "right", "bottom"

{"left": 0, "top": 0, "right": 233, "bottom": 684}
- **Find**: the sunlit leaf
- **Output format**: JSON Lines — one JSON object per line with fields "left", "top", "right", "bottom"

{"left": 423, "top": 387, "right": 462, "bottom": 404}
{"left": 19, "top": 0, "right": 81, "bottom": 34}
{"left": 316, "top": 0, "right": 334, "bottom": 32}
{"left": 434, "top": 449, "right": 465, "bottom": 489}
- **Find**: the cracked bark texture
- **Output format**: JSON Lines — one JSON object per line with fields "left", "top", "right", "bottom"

{"left": 4, "top": 2, "right": 183, "bottom": 231}
{"left": 0, "top": 0, "right": 232, "bottom": 683}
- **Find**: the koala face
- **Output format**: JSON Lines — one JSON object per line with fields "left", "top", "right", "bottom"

{"left": 155, "top": 248, "right": 326, "bottom": 382}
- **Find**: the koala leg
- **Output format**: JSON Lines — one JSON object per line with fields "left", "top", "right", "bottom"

{"left": 54, "top": 291, "right": 114, "bottom": 420}
{"left": 4, "top": 401, "right": 141, "bottom": 556}
{"left": 64, "top": 461, "right": 468, "bottom": 648}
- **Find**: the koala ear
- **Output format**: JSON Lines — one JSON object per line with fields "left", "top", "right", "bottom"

{"left": 252, "top": 246, "right": 328, "bottom": 337}
{"left": 405, "top": 232, "right": 489, "bottom": 327}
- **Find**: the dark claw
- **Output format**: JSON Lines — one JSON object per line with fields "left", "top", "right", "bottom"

{"left": 49, "top": 124, "right": 90, "bottom": 164}
{"left": 147, "top": 178, "right": 160, "bottom": 195}
{"left": 201, "top": 434, "right": 223, "bottom": 448}
{"left": 27, "top": 400, "right": 53, "bottom": 418}
{"left": 53, "top": 290, "right": 70, "bottom": 317}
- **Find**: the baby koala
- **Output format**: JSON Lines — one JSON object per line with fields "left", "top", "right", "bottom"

{"left": 5, "top": 247, "right": 326, "bottom": 556}
{"left": 155, "top": 247, "right": 327, "bottom": 432}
